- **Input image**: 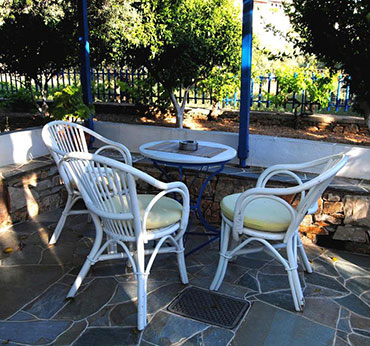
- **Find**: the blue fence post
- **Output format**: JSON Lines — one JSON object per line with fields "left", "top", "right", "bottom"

{"left": 250, "top": 78, "right": 254, "bottom": 107}
{"left": 300, "top": 89, "right": 305, "bottom": 115}
{"left": 257, "top": 75, "right": 263, "bottom": 108}
{"left": 67, "top": 69, "right": 71, "bottom": 85}
{"left": 336, "top": 74, "right": 342, "bottom": 112}
{"left": 107, "top": 69, "right": 111, "bottom": 101}
{"left": 327, "top": 92, "right": 332, "bottom": 112}
{"left": 311, "top": 73, "right": 316, "bottom": 111}
{"left": 102, "top": 68, "right": 107, "bottom": 101}
{"left": 292, "top": 72, "right": 297, "bottom": 112}
{"left": 113, "top": 69, "right": 117, "bottom": 102}
{"left": 344, "top": 76, "right": 351, "bottom": 112}
{"left": 266, "top": 73, "right": 272, "bottom": 108}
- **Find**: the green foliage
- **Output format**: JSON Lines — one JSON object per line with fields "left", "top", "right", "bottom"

{"left": 269, "top": 65, "right": 338, "bottom": 112}
{"left": 286, "top": 0, "right": 370, "bottom": 117}
{"left": 199, "top": 67, "right": 240, "bottom": 104}
{"left": 118, "top": 75, "right": 170, "bottom": 109}
{"left": 118, "top": 0, "right": 241, "bottom": 126}
{"left": 51, "top": 86, "right": 93, "bottom": 122}
{"left": 0, "top": 1, "right": 78, "bottom": 81}
{"left": 0, "top": 87, "right": 36, "bottom": 112}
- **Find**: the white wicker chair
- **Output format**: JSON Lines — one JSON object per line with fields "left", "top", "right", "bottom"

{"left": 210, "top": 154, "right": 348, "bottom": 311}
{"left": 59, "top": 152, "right": 190, "bottom": 330}
{"left": 42, "top": 120, "right": 132, "bottom": 244}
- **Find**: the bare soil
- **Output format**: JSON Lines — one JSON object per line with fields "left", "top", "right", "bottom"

{"left": 1, "top": 109, "right": 369, "bottom": 147}
{"left": 97, "top": 110, "right": 370, "bottom": 147}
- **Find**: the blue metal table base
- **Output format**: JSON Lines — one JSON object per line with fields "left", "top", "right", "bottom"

{"left": 152, "top": 159, "right": 226, "bottom": 256}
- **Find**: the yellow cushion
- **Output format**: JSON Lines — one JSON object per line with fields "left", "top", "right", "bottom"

{"left": 220, "top": 193, "right": 291, "bottom": 232}
{"left": 110, "top": 194, "right": 183, "bottom": 230}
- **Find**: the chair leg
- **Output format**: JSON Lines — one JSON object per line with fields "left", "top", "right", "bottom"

{"left": 210, "top": 220, "right": 231, "bottom": 291}
{"left": 137, "top": 273, "right": 148, "bottom": 331}
{"left": 49, "top": 193, "right": 80, "bottom": 245}
{"left": 297, "top": 237, "right": 313, "bottom": 273}
{"left": 136, "top": 241, "right": 147, "bottom": 331}
{"left": 286, "top": 236, "right": 305, "bottom": 311}
{"left": 176, "top": 237, "right": 188, "bottom": 284}
{"left": 67, "top": 214, "right": 103, "bottom": 298}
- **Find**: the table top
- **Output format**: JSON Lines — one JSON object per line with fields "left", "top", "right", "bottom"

{"left": 139, "top": 140, "right": 237, "bottom": 165}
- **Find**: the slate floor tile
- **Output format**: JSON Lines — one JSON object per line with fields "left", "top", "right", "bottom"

{"left": 0, "top": 264, "right": 69, "bottom": 319}
{"left": 334, "top": 294, "right": 370, "bottom": 319}
{"left": 74, "top": 327, "right": 140, "bottom": 346}
{"left": 181, "top": 326, "right": 234, "bottom": 346}
{"left": 142, "top": 311, "right": 208, "bottom": 345}
{"left": 231, "top": 301, "right": 335, "bottom": 346}
{"left": 305, "top": 272, "right": 348, "bottom": 293}
{"left": 24, "top": 283, "right": 70, "bottom": 319}
{"left": 0, "top": 320, "right": 71, "bottom": 345}
{"left": 55, "top": 278, "right": 117, "bottom": 320}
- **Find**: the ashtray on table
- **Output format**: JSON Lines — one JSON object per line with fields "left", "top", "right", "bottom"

{"left": 179, "top": 140, "right": 198, "bottom": 151}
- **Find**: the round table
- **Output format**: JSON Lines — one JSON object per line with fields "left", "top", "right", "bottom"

{"left": 139, "top": 140, "right": 237, "bottom": 255}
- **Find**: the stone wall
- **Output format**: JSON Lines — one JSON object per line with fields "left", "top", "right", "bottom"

{"left": 0, "top": 158, "right": 67, "bottom": 229}
{"left": 0, "top": 157, "right": 369, "bottom": 254}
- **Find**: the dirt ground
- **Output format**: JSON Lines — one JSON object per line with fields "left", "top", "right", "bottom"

{"left": 97, "top": 110, "right": 370, "bottom": 147}
{"left": 1, "top": 110, "right": 369, "bottom": 147}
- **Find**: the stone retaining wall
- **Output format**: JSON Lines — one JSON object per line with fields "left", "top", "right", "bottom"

{"left": 0, "top": 158, "right": 66, "bottom": 229}
{"left": 0, "top": 157, "right": 369, "bottom": 254}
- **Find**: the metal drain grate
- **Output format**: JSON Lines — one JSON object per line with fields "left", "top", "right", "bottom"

{"left": 167, "top": 286, "right": 250, "bottom": 329}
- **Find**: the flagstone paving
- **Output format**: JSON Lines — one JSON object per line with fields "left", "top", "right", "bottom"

{"left": 0, "top": 209, "right": 369, "bottom": 346}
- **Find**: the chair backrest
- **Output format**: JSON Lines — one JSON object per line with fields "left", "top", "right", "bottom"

{"left": 234, "top": 154, "right": 348, "bottom": 241}
{"left": 281, "top": 154, "right": 348, "bottom": 239}
{"left": 59, "top": 152, "right": 143, "bottom": 241}
{"left": 42, "top": 120, "right": 131, "bottom": 189}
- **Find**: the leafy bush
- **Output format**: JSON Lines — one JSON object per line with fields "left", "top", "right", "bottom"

{"left": 1, "top": 88, "right": 37, "bottom": 112}
{"left": 118, "top": 75, "right": 170, "bottom": 109}
{"left": 51, "top": 85, "right": 93, "bottom": 122}
{"left": 269, "top": 65, "right": 338, "bottom": 113}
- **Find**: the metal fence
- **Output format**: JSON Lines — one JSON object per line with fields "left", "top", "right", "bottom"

{"left": 0, "top": 68, "right": 353, "bottom": 114}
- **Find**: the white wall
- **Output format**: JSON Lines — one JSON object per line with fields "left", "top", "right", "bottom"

{"left": 1, "top": 122, "right": 369, "bottom": 181}
{"left": 94, "top": 122, "right": 370, "bottom": 180}
{"left": 0, "top": 128, "right": 49, "bottom": 167}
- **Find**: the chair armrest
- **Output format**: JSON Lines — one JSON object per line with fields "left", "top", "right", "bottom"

{"left": 141, "top": 185, "right": 190, "bottom": 239}
{"left": 95, "top": 144, "right": 132, "bottom": 166}
{"left": 121, "top": 164, "right": 190, "bottom": 237}
{"left": 256, "top": 168, "right": 304, "bottom": 188}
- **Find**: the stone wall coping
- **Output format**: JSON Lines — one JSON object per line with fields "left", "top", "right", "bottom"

{"left": 1, "top": 154, "right": 369, "bottom": 195}
{"left": 0, "top": 156, "right": 54, "bottom": 181}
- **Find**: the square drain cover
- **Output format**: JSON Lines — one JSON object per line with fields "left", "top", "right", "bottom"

{"left": 168, "top": 286, "right": 250, "bottom": 329}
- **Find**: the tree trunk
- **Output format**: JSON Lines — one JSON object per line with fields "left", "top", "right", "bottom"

{"left": 25, "top": 78, "right": 43, "bottom": 115}
{"left": 169, "top": 87, "right": 191, "bottom": 129}
{"left": 358, "top": 100, "right": 370, "bottom": 132}
{"left": 40, "top": 83, "right": 49, "bottom": 117}
{"left": 208, "top": 100, "right": 220, "bottom": 121}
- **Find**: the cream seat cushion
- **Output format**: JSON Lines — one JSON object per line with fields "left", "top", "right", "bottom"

{"left": 221, "top": 193, "right": 291, "bottom": 232}
{"left": 110, "top": 194, "right": 183, "bottom": 230}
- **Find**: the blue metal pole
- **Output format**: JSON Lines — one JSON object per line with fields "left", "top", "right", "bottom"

{"left": 238, "top": 0, "right": 253, "bottom": 167}
{"left": 78, "top": 0, "right": 94, "bottom": 131}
